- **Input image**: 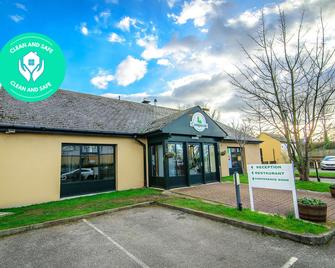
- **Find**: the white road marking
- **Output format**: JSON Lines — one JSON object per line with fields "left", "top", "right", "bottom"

{"left": 82, "top": 219, "right": 150, "bottom": 268}
{"left": 281, "top": 257, "right": 298, "bottom": 268}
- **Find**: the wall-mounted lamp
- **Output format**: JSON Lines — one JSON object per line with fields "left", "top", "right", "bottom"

{"left": 220, "top": 150, "right": 226, "bottom": 156}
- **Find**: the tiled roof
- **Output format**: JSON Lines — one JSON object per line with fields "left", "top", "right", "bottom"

{"left": 0, "top": 88, "right": 260, "bottom": 143}
{"left": 0, "top": 88, "right": 177, "bottom": 134}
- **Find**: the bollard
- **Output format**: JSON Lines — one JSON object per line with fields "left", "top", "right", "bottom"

{"left": 233, "top": 172, "right": 242, "bottom": 211}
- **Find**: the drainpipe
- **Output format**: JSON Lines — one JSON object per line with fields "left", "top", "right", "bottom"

{"left": 134, "top": 136, "right": 148, "bottom": 187}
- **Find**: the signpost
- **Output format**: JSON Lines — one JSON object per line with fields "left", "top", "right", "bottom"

{"left": 247, "top": 163, "right": 299, "bottom": 219}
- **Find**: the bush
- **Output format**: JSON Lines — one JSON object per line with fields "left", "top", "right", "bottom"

{"left": 298, "top": 197, "right": 326, "bottom": 206}
{"left": 330, "top": 184, "right": 335, "bottom": 189}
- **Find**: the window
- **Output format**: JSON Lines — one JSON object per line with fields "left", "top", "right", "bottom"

{"left": 151, "top": 144, "right": 164, "bottom": 177}
{"left": 203, "top": 144, "right": 216, "bottom": 174}
{"left": 61, "top": 144, "right": 115, "bottom": 183}
{"left": 168, "top": 143, "right": 185, "bottom": 177}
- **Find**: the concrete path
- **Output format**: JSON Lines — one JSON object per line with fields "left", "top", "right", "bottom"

{"left": 0, "top": 206, "right": 335, "bottom": 268}
{"left": 172, "top": 182, "right": 335, "bottom": 221}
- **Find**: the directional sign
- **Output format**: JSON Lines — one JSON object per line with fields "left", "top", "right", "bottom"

{"left": 247, "top": 163, "right": 299, "bottom": 219}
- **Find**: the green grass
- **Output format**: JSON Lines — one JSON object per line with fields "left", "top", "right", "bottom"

{"left": 0, "top": 188, "right": 162, "bottom": 231}
{"left": 295, "top": 170, "right": 335, "bottom": 178}
{"left": 222, "top": 175, "right": 333, "bottom": 192}
{"left": 222, "top": 174, "right": 249, "bottom": 184}
{"left": 295, "top": 180, "right": 332, "bottom": 192}
{"left": 161, "top": 198, "right": 329, "bottom": 235}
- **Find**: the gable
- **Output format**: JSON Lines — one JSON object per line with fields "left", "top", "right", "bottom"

{"left": 160, "top": 106, "right": 226, "bottom": 138}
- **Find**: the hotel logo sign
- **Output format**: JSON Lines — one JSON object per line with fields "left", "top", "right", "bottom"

{"left": 0, "top": 33, "right": 66, "bottom": 102}
{"left": 190, "top": 112, "right": 208, "bottom": 132}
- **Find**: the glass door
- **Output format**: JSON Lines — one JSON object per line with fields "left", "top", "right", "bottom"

{"left": 203, "top": 143, "right": 218, "bottom": 182}
{"left": 187, "top": 143, "right": 203, "bottom": 185}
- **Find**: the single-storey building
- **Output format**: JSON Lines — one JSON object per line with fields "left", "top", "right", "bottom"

{"left": 258, "top": 133, "right": 289, "bottom": 164}
{"left": 0, "top": 89, "right": 261, "bottom": 208}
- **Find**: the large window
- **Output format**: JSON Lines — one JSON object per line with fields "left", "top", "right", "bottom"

{"left": 168, "top": 143, "right": 185, "bottom": 177}
{"left": 151, "top": 144, "right": 164, "bottom": 177}
{"left": 61, "top": 144, "right": 115, "bottom": 183}
{"left": 203, "top": 144, "right": 217, "bottom": 174}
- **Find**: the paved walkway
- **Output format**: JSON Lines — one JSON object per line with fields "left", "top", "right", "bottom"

{"left": 172, "top": 182, "right": 335, "bottom": 221}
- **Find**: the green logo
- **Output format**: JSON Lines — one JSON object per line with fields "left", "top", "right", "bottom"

{"left": 0, "top": 33, "right": 66, "bottom": 102}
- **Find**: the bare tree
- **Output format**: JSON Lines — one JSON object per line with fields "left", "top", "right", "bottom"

{"left": 229, "top": 120, "right": 254, "bottom": 174}
{"left": 319, "top": 103, "right": 335, "bottom": 145}
{"left": 229, "top": 10, "right": 335, "bottom": 181}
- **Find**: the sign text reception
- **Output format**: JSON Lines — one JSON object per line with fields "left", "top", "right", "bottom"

{"left": 247, "top": 163, "right": 299, "bottom": 218}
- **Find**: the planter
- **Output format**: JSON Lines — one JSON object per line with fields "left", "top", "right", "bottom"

{"left": 330, "top": 186, "right": 335, "bottom": 198}
{"left": 298, "top": 203, "right": 327, "bottom": 222}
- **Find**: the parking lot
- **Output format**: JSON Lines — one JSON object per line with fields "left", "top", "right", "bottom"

{"left": 0, "top": 206, "right": 334, "bottom": 268}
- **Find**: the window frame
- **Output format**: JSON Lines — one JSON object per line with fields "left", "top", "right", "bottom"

{"left": 61, "top": 143, "right": 116, "bottom": 184}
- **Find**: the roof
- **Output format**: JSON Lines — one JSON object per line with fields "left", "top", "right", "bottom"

{"left": 260, "top": 132, "right": 286, "bottom": 143}
{"left": 0, "top": 88, "right": 259, "bottom": 143}
{"left": 216, "top": 122, "right": 260, "bottom": 143}
{"left": 0, "top": 88, "right": 177, "bottom": 135}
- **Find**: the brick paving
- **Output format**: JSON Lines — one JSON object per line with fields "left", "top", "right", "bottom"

{"left": 172, "top": 182, "right": 335, "bottom": 221}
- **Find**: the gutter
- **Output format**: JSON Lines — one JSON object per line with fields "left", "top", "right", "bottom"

{"left": 0, "top": 124, "right": 140, "bottom": 137}
{"left": 134, "top": 136, "right": 148, "bottom": 188}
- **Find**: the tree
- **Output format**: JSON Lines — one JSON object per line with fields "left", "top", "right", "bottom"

{"left": 319, "top": 103, "right": 335, "bottom": 147}
{"left": 229, "top": 10, "right": 335, "bottom": 181}
{"left": 229, "top": 120, "right": 254, "bottom": 174}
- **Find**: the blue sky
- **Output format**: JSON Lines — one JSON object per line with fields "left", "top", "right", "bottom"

{"left": 1, "top": 0, "right": 334, "bottom": 122}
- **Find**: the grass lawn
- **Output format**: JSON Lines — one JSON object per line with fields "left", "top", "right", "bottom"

{"left": 160, "top": 198, "right": 329, "bottom": 235}
{"left": 222, "top": 175, "right": 332, "bottom": 193}
{"left": 0, "top": 188, "right": 162, "bottom": 231}
{"left": 294, "top": 170, "right": 335, "bottom": 178}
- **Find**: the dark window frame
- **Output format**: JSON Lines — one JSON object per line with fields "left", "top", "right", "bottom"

{"left": 61, "top": 143, "right": 116, "bottom": 184}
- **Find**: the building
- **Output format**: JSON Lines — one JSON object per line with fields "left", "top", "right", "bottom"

{"left": 258, "top": 133, "right": 289, "bottom": 164}
{"left": 0, "top": 89, "right": 261, "bottom": 208}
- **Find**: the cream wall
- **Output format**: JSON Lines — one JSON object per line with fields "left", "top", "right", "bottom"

{"left": 0, "top": 133, "right": 146, "bottom": 208}
{"left": 258, "top": 133, "right": 288, "bottom": 163}
{"left": 220, "top": 142, "right": 261, "bottom": 177}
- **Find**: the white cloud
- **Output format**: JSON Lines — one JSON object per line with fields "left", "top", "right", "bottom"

{"left": 108, "top": 32, "right": 125, "bottom": 43}
{"left": 117, "top": 16, "right": 137, "bottom": 31}
{"left": 168, "top": 0, "right": 223, "bottom": 28}
{"left": 115, "top": 56, "right": 147, "bottom": 86}
{"left": 157, "top": 59, "right": 171, "bottom": 66}
{"left": 137, "top": 35, "right": 167, "bottom": 60}
{"left": 80, "top": 23, "right": 89, "bottom": 35}
{"left": 15, "top": 3, "right": 27, "bottom": 12}
{"left": 90, "top": 69, "right": 114, "bottom": 89}
{"left": 9, "top": 14, "right": 23, "bottom": 23}
{"left": 227, "top": 0, "right": 306, "bottom": 28}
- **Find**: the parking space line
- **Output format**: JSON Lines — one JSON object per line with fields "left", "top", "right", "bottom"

{"left": 82, "top": 219, "right": 150, "bottom": 268}
{"left": 281, "top": 257, "right": 298, "bottom": 268}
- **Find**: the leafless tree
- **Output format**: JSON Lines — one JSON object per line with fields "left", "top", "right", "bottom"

{"left": 319, "top": 103, "right": 335, "bottom": 145}
{"left": 229, "top": 10, "right": 335, "bottom": 181}
{"left": 229, "top": 120, "right": 254, "bottom": 174}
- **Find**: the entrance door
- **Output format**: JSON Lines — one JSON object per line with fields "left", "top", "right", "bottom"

{"left": 203, "top": 143, "right": 218, "bottom": 182}
{"left": 187, "top": 143, "right": 203, "bottom": 184}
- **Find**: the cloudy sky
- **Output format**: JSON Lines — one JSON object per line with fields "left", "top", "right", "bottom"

{"left": 1, "top": 0, "right": 335, "bottom": 122}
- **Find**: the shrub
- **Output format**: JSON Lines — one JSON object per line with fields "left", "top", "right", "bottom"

{"left": 298, "top": 197, "right": 326, "bottom": 206}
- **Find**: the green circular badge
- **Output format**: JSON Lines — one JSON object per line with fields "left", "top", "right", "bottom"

{"left": 0, "top": 33, "right": 66, "bottom": 102}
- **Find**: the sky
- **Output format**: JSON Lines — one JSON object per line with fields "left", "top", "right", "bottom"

{"left": 1, "top": 0, "right": 335, "bottom": 123}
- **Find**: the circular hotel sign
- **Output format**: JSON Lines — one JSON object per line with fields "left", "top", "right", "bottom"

{"left": 0, "top": 33, "right": 66, "bottom": 102}
{"left": 190, "top": 112, "right": 208, "bottom": 132}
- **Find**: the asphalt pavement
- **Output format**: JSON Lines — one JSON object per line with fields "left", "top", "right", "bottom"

{"left": 0, "top": 206, "right": 334, "bottom": 268}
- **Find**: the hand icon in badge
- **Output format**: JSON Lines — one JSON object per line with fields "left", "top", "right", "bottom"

{"left": 18, "top": 52, "right": 45, "bottom": 82}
